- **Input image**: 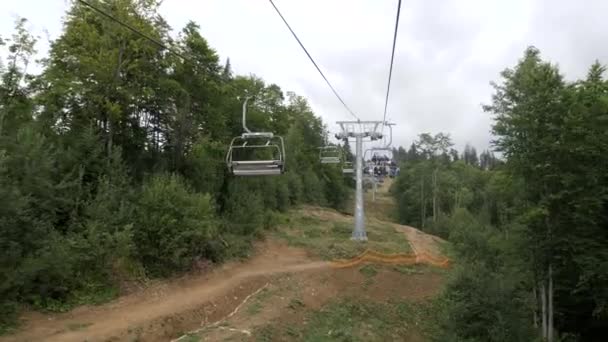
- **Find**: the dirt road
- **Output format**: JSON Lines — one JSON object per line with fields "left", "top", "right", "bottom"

{"left": 0, "top": 241, "right": 329, "bottom": 342}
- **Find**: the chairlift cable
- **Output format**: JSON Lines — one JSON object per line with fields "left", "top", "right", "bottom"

{"left": 76, "top": 0, "right": 193, "bottom": 63}
{"left": 268, "top": 0, "right": 360, "bottom": 121}
{"left": 381, "top": 0, "right": 402, "bottom": 132}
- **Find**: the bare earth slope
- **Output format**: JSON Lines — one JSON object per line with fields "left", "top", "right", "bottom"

{"left": 1, "top": 241, "right": 328, "bottom": 342}
{"left": 2, "top": 180, "right": 448, "bottom": 342}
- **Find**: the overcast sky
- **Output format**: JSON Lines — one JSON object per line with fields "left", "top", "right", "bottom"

{"left": 2, "top": 0, "right": 608, "bottom": 152}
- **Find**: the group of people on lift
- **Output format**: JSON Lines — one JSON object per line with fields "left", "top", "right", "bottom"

{"left": 364, "top": 154, "right": 399, "bottom": 178}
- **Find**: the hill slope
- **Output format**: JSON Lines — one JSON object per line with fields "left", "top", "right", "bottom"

{"left": 1, "top": 181, "right": 449, "bottom": 342}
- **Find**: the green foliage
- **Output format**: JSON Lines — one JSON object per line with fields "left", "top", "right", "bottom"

{"left": 223, "top": 179, "right": 266, "bottom": 235}
{"left": 133, "top": 174, "right": 219, "bottom": 276}
{"left": 359, "top": 264, "right": 379, "bottom": 278}
{"left": 486, "top": 47, "right": 608, "bottom": 339}
{"left": 438, "top": 263, "right": 534, "bottom": 341}
{"left": 433, "top": 209, "right": 535, "bottom": 341}
{"left": 0, "top": 1, "right": 350, "bottom": 326}
{"left": 391, "top": 48, "right": 608, "bottom": 341}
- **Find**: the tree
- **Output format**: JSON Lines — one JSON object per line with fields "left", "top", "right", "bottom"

{"left": 0, "top": 1, "right": 349, "bottom": 327}
{"left": 486, "top": 46, "right": 608, "bottom": 340}
{"left": 449, "top": 148, "right": 459, "bottom": 162}
{"left": 0, "top": 17, "right": 37, "bottom": 137}
{"left": 463, "top": 144, "right": 479, "bottom": 167}
{"left": 37, "top": 0, "right": 174, "bottom": 173}
{"left": 414, "top": 133, "right": 454, "bottom": 223}
{"left": 479, "top": 150, "right": 498, "bottom": 170}
{"left": 407, "top": 143, "right": 419, "bottom": 161}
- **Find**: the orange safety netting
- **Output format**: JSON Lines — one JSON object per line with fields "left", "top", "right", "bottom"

{"left": 330, "top": 249, "right": 450, "bottom": 269}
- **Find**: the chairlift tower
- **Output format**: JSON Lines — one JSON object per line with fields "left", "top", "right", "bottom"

{"left": 336, "top": 121, "right": 384, "bottom": 241}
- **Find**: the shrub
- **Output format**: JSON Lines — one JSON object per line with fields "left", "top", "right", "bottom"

{"left": 223, "top": 179, "right": 265, "bottom": 235}
{"left": 133, "top": 174, "right": 219, "bottom": 276}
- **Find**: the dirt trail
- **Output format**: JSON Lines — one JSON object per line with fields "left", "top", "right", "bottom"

{"left": 2, "top": 182, "right": 448, "bottom": 342}
{"left": 0, "top": 241, "right": 329, "bottom": 342}
{"left": 370, "top": 178, "right": 449, "bottom": 266}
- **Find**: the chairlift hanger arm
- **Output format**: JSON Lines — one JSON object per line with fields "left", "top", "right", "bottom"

{"left": 242, "top": 96, "right": 252, "bottom": 134}
{"left": 384, "top": 123, "right": 394, "bottom": 148}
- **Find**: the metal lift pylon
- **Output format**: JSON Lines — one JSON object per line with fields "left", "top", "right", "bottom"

{"left": 335, "top": 121, "right": 384, "bottom": 241}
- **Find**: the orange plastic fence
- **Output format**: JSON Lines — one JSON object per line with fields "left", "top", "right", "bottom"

{"left": 330, "top": 249, "right": 450, "bottom": 269}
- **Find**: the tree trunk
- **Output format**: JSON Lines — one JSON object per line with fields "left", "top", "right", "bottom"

{"left": 107, "top": 120, "right": 113, "bottom": 157}
{"left": 533, "top": 287, "right": 538, "bottom": 329}
{"left": 548, "top": 264, "right": 554, "bottom": 342}
{"left": 541, "top": 281, "right": 547, "bottom": 339}
{"left": 108, "top": 42, "right": 125, "bottom": 158}
{"left": 420, "top": 177, "right": 425, "bottom": 228}
{"left": 432, "top": 168, "right": 438, "bottom": 222}
{"left": 0, "top": 112, "right": 4, "bottom": 137}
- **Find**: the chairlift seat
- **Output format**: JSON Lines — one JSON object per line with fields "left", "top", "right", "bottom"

{"left": 321, "top": 157, "right": 341, "bottom": 164}
{"left": 242, "top": 132, "right": 274, "bottom": 139}
{"left": 232, "top": 160, "right": 283, "bottom": 176}
{"left": 342, "top": 161, "right": 354, "bottom": 174}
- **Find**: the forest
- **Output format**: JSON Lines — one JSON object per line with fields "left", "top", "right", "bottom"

{"left": 391, "top": 48, "right": 608, "bottom": 341}
{"left": 1, "top": 1, "right": 607, "bottom": 341}
{"left": 0, "top": 0, "right": 350, "bottom": 330}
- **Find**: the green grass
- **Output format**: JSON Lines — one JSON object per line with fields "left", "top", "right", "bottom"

{"left": 287, "top": 298, "right": 305, "bottom": 310}
{"left": 359, "top": 264, "right": 378, "bottom": 278}
{"left": 273, "top": 209, "right": 411, "bottom": 260}
{"left": 253, "top": 297, "right": 438, "bottom": 341}
{"left": 246, "top": 301, "right": 263, "bottom": 315}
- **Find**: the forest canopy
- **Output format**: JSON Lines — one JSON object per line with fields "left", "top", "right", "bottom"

{"left": 0, "top": 1, "right": 350, "bottom": 328}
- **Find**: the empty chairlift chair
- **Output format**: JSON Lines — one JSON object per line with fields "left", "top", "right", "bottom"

{"left": 342, "top": 161, "right": 354, "bottom": 174}
{"left": 226, "top": 97, "right": 286, "bottom": 176}
{"left": 319, "top": 146, "right": 341, "bottom": 164}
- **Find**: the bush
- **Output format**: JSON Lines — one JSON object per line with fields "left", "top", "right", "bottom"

{"left": 435, "top": 209, "right": 534, "bottom": 341}
{"left": 133, "top": 174, "right": 219, "bottom": 276}
{"left": 438, "top": 262, "right": 534, "bottom": 341}
{"left": 427, "top": 208, "right": 478, "bottom": 240}
{"left": 182, "top": 138, "right": 226, "bottom": 197}
{"left": 223, "top": 179, "right": 265, "bottom": 235}
{"left": 275, "top": 177, "right": 290, "bottom": 212}
{"left": 286, "top": 172, "right": 303, "bottom": 205}
{"left": 301, "top": 169, "right": 326, "bottom": 205}
{"left": 321, "top": 167, "right": 350, "bottom": 210}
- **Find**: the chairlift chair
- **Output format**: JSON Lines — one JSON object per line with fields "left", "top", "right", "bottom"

{"left": 226, "top": 97, "right": 286, "bottom": 176}
{"left": 364, "top": 123, "right": 395, "bottom": 165}
{"left": 342, "top": 161, "right": 354, "bottom": 174}
{"left": 319, "top": 146, "right": 341, "bottom": 164}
